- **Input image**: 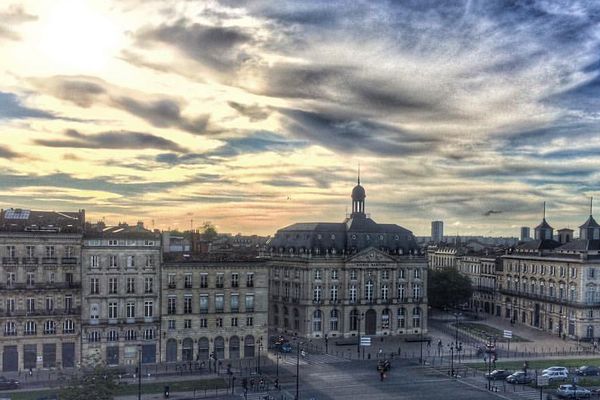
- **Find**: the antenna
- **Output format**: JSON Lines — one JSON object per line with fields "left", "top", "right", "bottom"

{"left": 591, "top": 196, "right": 593, "bottom": 216}
{"left": 543, "top": 201, "right": 546, "bottom": 220}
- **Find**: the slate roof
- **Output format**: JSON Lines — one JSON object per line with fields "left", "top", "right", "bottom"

{"left": 516, "top": 239, "right": 561, "bottom": 251}
{"left": 556, "top": 239, "right": 600, "bottom": 252}
{"left": 579, "top": 215, "right": 600, "bottom": 229}
{"left": 535, "top": 218, "right": 553, "bottom": 230}
{"left": 0, "top": 208, "right": 84, "bottom": 233}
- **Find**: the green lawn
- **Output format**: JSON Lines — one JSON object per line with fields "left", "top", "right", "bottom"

{"left": 3, "top": 377, "right": 228, "bottom": 400}
{"left": 456, "top": 322, "right": 529, "bottom": 342}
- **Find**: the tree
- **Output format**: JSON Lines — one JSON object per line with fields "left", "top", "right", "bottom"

{"left": 427, "top": 267, "right": 473, "bottom": 309}
{"left": 201, "top": 221, "right": 218, "bottom": 241}
{"left": 59, "top": 364, "right": 118, "bottom": 400}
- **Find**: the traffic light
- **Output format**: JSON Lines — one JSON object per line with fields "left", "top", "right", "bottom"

{"left": 164, "top": 385, "right": 170, "bottom": 398}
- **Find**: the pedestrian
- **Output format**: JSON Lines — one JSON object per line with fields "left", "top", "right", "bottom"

{"left": 380, "top": 370, "right": 385, "bottom": 381}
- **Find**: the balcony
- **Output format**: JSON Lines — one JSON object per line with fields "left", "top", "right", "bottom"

{"left": 0, "top": 306, "right": 81, "bottom": 317}
{"left": 499, "top": 288, "right": 583, "bottom": 308}
{"left": 42, "top": 257, "right": 58, "bottom": 265}
{"left": 230, "top": 307, "right": 239, "bottom": 313}
{"left": 2, "top": 257, "right": 18, "bottom": 266}
{"left": 61, "top": 257, "right": 78, "bottom": 265}
{"left": 0, "top": 282, "right": 81, "bottom": 290}
{"left": 245, "top": 307, "right": 255, "bottom": 313}
{"left": 22, "top": 257, "right": 38, "bottom": 265}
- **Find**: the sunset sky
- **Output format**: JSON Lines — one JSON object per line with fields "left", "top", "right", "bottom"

{"left": 1, "top": 0, "right": 600, "bottom": 236}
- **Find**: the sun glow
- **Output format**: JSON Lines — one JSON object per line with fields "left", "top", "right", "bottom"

{"left": 35, "top": 0, "right": 121, "bottom": 73}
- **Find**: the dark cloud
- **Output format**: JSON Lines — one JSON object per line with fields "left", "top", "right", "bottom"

{"left": 34, "top": 129, "right": 187, "bottom": 153}
{"left": 111, "top": 96, "right": 209, "bottom": 134}
{"left": 135, "top": 19, "right": 254, "bottom": 72}
{"left": 483, "top": 210, "right": 503, "bottom": 216}
{"left": 209, "top": 131, "right": 308, "bottom": 157}
{"left": 227, "top": 101, "right": 271, "bottom": 121}
{"left": 0, "top": 145, "right": 20, "bottom": 159}
{"left": 0, "top": 92, "right": 56, "bottom": 120}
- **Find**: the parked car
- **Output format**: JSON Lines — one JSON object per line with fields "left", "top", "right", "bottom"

{"left": 576, "top": 366, "right": 600, "bottom": 376}
{"left": 542, "top": 366, "right": 569, "bottom": 375}
{"left": 506, "top": 371, "right": 533, "bottom": 384}
{"left": 0, "top": 377, "right": 19, "bottom": 390}
{"left": 556, "top": 384, "right": 591, "bottom": 399}
{"left": 542, "top": 370, "right": 569, "bottom": 382}
{"left": 485, "top": 370, "right": 511, "bottom": 380}
{"left": 280, "top": 343, "right": 293, "bottom": 353}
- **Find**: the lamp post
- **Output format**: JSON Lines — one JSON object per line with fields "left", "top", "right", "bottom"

{"left": 276, "top": 353, "right": 280, "bottom": 379}
{"left": 454, "top": 312, "right": 461, "bottom": 347}
{"left": 325, "top": 334, "right": 328, "bottom": 354}
{"left": 257, "top": 339, "right": 263, "bottom": 375}
{"left": 137, "top": 345, "right": 142, "bottom": 400}
{"left": 449, "top": 343, "right": 455, "bottom": 377}
{"left": 419, "top": 328, "right": 423, "bottom": 364}
{"left": 295, "top": 340, "right": 303, "bottom": 400}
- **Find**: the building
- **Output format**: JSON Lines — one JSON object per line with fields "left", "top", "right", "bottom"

{"left": 0, "top": 208, "right": 84, "bottom": 372}
{"left": 81, "top": 222, "right": 162, "bottom": 366}
{"left": 431, "top": 221, "right": 443, "bottom": 243}
{"left": 520, "top": 227, "right": 531, "bottom": 241}
{"left": 498, "top": 211, "right": 600, "bottom": 339}
{"left": 267, "top": 177, "right": 427, "bottom": 339}
{"left": 456, "top": 253, "right": 500, "bottom": 315}
{"left": 160, "top": 259, "right": 268, "bottom": 364}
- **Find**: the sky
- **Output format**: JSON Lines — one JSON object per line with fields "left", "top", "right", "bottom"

{"left": 1, "top": 0, "right": 600, "bottom": 237}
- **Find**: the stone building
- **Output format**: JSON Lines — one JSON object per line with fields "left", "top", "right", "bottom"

{"left": 498, "top": 212, "right": 600, "bottom": 339}
{"left": 0, "top": 208, "right": 84, "bottom": 372}
{"left": 160, "top": 258, "right": 268, "bottom": 364}
{"left": 267, "top": 178, "right": 428, "bottom": 339}
{"left": 457, "top": 253, "right": 500, "bottom": 315}
{"left": 81, "top": 222, "right": 161, "bottom": 366}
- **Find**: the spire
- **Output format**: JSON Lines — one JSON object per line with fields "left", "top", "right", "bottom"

{"left": 591, "top": 196, "right": 593, "bottom": 216}
{"left": 357, "top": 163, "right": 361, "bottom": 185}
{"left": 543, "top": 201, "right": 546, "bottom": 219}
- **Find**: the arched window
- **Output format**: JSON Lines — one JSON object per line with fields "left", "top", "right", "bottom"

{"left": 412, "top": 308, "right": 421, "bottom": 328}
{"left": 43, "top": 320, "right": 56, "bottom": 335}
{"left": 229, "top": 336, "right": 240, "bottom": 359}
{"left": 166, "top": 339, "right": 177, "bottom": 362}
{"left": 381, "top": 309, "right": 390, "bottom": 329}
{"left": 198, "top": 337, "right": 209, "bottom": 360}
{"left": 4, "top": 321, "right": 16, "bottom": 336}
{"left": 330, "top": 309, "right": 339, "bottom": 331}
{"left": 214, "top": 336, "right": 225, "bottom": 360}
{"left": 312, "top": 309, "right": 322, "bottom": 332}
{"left": 244, "top": 335, "right": 255, "bottom": 358}
{"left": 182, "top": 338, "right": 193, "bottom": 361}
{"left": 397, "top": 308, "right": 406, "bottom": 329}
{"left": 350, "top": 310, "right": 359, "bottom": 331}
{"left": 24, "top": 320, "right": 36, "bottom": 335}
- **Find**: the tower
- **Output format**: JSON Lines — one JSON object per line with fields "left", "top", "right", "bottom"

{"left": 534, "top": 202, "right": 553, "bottom": 240}
{"left": 351, "top": 167, "right": 366, "bottom": 217}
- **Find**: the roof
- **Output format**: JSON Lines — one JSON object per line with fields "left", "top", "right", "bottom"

{"left": 84, "top": 222, "right": 159, "bottom": 239}
{"left": 579, "top": 215, "right": 600, "bottom": 229}
{"left": 0, "top": 208, "right": 84, "bottom": 233}
{"left": 556, "top": 239, "right": 600, "bottom": 252}
{"left": 279, "top": 222, "right": 347, "bottom": 232}
{"left": 535, "top": 218, "right": 553, "bottom": 230}
{"left": 351, "top": 184, "right": 366, "bottom": 200}
{"left": 516, "top": 239, "right": 561, "bottom": 251}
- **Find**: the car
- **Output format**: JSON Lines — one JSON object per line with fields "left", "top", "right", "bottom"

{"left": 280, "top": 343, "right": 293, "bottom": 353}
{"left": 506, "top": 371, "right": 533, "bottom": 384}
{"left": 0, "top": 377, "right": 19, "bottom": 390}
{"left": 556, "top": 384, "right": 591, "bottom": 399}
{"left": 576, "top": 366, "right": 600, "bottom": 376}
{"left": 485, "top": 370, "right": 512, "bottom": 380}
{"left": 542, "top": 366, "right": 569, "bottom": 375}
{"left": 542, "top": 370, "right": 569, "bottom": 382}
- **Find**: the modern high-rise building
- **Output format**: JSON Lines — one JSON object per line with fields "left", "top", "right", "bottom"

{"left": 520, "top": 226, "right": 531, "bottom": 241}
{"left": 431, "top": 221, "right": 443, "bottom": 243}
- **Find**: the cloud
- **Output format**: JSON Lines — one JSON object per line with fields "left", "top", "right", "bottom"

{"left": 483, "top": 210, "right": 503, "bottom": 216}
{"left": 227, "top": 101, "right": 270, "bottom": 121}
{"left": 0, "top": 4, "right": 37, "bottom": 41}
{"left": 34, "top": 129, "right": 187, "bottom": 153}
{"left": 0, "top": 92, "right": 56, "bottom": 120}
{"left": 0, "top": 145, "right": 20, "bottom": 159}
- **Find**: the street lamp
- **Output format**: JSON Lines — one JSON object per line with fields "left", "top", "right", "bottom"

{"left": 448, "top": 343, "right": 455, "bottom": 377}
{"left": 295, "top": 340, "right": 304, "bottom": 400}
{"left": 324, "top": 334, "right": 328, "bottom": 354}
{"left": 137, "top": 345, "right": 142, "bottom": 400}
{"left": 257, "top": 338, "right": 263, "bottom": 375}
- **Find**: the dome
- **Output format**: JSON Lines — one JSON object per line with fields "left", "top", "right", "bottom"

{"left": 352, "top": 184, "right": 366, "bottom": 200}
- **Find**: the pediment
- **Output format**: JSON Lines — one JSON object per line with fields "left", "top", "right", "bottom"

{"left": 346, "top": 247, "right": 397, "bottom": 264}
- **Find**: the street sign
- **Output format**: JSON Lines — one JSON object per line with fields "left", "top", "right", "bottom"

{"left": 503, "top": 330, "right": 513, "bottom": 339}
{"left": 537, "top": 376, "right": 549, "bottom": 386}
{"left": 360, "top": 337, "right": 371, "bottom": 346}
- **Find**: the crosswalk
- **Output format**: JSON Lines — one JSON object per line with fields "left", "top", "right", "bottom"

{"left": 270, "top": 352, "right": 351, "bottom": 367}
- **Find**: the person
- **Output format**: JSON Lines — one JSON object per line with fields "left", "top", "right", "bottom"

{"left": 301, "top": 349, "right": 306, "bottom": 358}
{"left": 380, "top": 370, "right": 385, "bottom": 381}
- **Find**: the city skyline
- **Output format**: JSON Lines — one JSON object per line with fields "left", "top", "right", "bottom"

{"left": 1, "top": 1, "right": 600, "bottom": 236}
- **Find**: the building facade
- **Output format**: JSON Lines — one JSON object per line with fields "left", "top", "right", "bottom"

{"left": 81, "top": 222, "right": 161, "bottom": 366}
{"left": 431, "top": 221, "right": 443, "bottom": 243}
{"left": 160, "top": 260, "right": 268, "bottom": 364}
{"left": 0, "top": 209, "right": 84, "bottom": 372}
{"left": 267, "top": 179, "right": 428, "bottom": 339}
{"left": 520, "top": 227, "right": 531, "bottom": 241}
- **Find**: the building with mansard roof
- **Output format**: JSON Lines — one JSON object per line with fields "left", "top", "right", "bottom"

{"left": 267, "top": 178, "right": 427, "bottom": 340}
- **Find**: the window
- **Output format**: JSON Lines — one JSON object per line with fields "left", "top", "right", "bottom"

{"left": 27, "top": 298, "right": 35, "bottom": 312}
{"left": 412, "top": 283, "right": 421, "bottom": 299}
{"left": 184, "top": 296, "right": 193, "bottom": 314}
{"left": 45, "top": 297, "right": 54, "bottom": 312}
{"left": 65, "top": 295, "right": 72, "bottom": 311}
{"left": 381, "top": 270, "right": 389, "bottom": 280}
{"left": 313, "top": 285, "right": 322, "bottom": 302}
{"left": 381, "top": 309, "right": 390, "bottom": 329}
{"left": 167, "top": 274, "right": 176, "bottom": 289}
{"left": 246, "top": 273, "right": 254, "bottom": 287}
{"left": 109, "top": 255, "right": 118, "bottom": 268}
{"left": 143, "top": 329, "right": 154, "bottom": 340}
{"left": 125, "top": 329, "right": 137, "bottom": 341}
{"left": 6, "top": 272, "right": 15, "bottom": 286}
{"left": 63, "top": 319, "right": 75, "bottom": 334}
{"left": 144, "top": 240, "right": 154, "bottom": 246}
{"left": 26, "top": 272, "right": 35, "bottom": 286}
{"left": 24, "top": 320, "right": 36, "bottom": 335}
{"left": 330, "top": 285, "right": 338, "bottom": 302}
{"left": 231, "top": 273, "right": 239, "bottom": 287}
{"left": 108, "top": 240, "right": 118, "bottom": 246}
{"left": 231, "top": 317, "right": 238, "bottom": 327}
{"left": 398, "top": 308, "right": 406, "bottom": 328}
{"left": 168, "top": 320, "right": 176, "bottom": 330}
{"left": 90, "top": 278, "right": 99, "bottom": 295}
{"left": 45, "top": 246, "right": 55, "bottom": 257}
{"left": 6, "top": 245, "right": 15, "bottom": 258}
{"left": 127, "top": 278, "right": 135, "bottom": 294}
{"left": 91, "top": 255, "right": 99, "bottom": 268}
{"left": 314, "top": 269, "right": 321, "bottom": 280}
{"left": 381, "top": 284, "right": 389, "bottom": 301}
{"left": 127, "top": 255, "right": 135, "bottom": 268}
{"left": 107, "top": 330, "right": 118, "bottom": 342}
{"left": 589, "top": 268, "right": 596, "bottom": 280}
{"left": 412, "top": 308, "right": 421, "bottom": 328}
{"left": 312, "top": 309, "right": 322, "bottom": 332}
{"left": 200, "top": 273, "right": 208, "bottom": 288}
{"left": 144, "top": 301, "right": 153, "bottom": 317}
{"left": 199, "top": 295, "right": 209, "bottom": 313}
{"left": 88, "top": 331, "right": 101, "bottom": 342}
{"left": 365, "top": 280, "right": 374, "bottom": 301}
{"left": 26, "top": 245, "right": 35, "bottom": 258}
{"left": 5, "top": 298, "right": 14, "bottom": 313}
{"left": 399, "top": 269, "right": 405, "bottom": 279}
{"left": 168, "top": 297, "right": 176, "bottom": 314}
{"left": 199, "top": 318, "right": 208, "bottom": 328}
{"left": 246, "top": 316, "right": 253, "bottom": 326}
{"left": 398, "top": 282, "right": 406, "bottom": 300}
{"left": 231, "top": 294, "right": 239, "bottom": 312}
{"left": 330, "top": 309, "right": 339, "bottom": 331}
{"left": 44, "top": 321, "right": 56, "bottom": 335}
{"left": 215, "top": 294, "right": 224, "bottom": 312}
{"left": 350, "top": 310, "right": 358, "bottom": 331}
{"left": 331, "top": 269, "right": 338, "bottom": 280}
{"left": 216, "top": 317, "right": 223, "bottom": 328}
{"left": 127, "top": 302, "right": 135, "bottom": 318}
{"left": 108, "top": 302, "right": 118, "bottom": 319}
{"left": 144, "top": 277, "right": 153, "bottom": 293}
{"left": 245, "top": 294, "right": 254, "bottom": 312}
{"left": 108, "top": 278, "right": 118, "bottom": 294}
{"left": 4, "top": 321, "right": 16, "bottom": 336}
{"left": 349, "top": 284, "right": 357, "bottom": 303}
{"left": 216, "top": 273, "right": 224, "bottom": 288}
{"left": 184, "top": 274, "right": 192, "bottom": 289}
{"left": 184, "top": 319, "right": 192, "bottom": 329}
{"left": 145, "top": 255, "right": 154, "bottom": 268}
{"left": 350, "top": 270, "right": 357, "bottom": 280}
{"left": 414, "top": 269, "right": 421, "bottom": 279}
